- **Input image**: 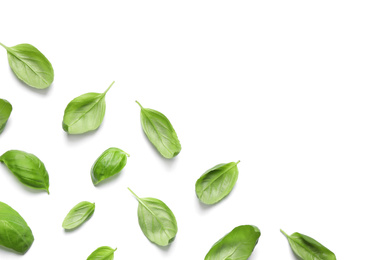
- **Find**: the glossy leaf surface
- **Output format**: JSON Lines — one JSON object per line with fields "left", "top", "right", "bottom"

{"left": 196, "top": 161, "right": 240, "bottom": 205}
{"left": 0, "top": 43, "right": 54, "bottom": 89}
{"left": 91, "top": 147, "right": 129, "bottom": 185}
{"left": 62, "top": 81, "right": 114, "bottom": 134}
{"left": 205, "top": 225, "right": 260, "bottom": 260}
{"left": 62, "top": 201, "right": 95, "bottom": 230}
{"left": 0, "top": 150, "right": 50, "bottom": 193}
{"left": 0, "top": 99, "right": 12, "bottom": 134}
{"left": 128, "top": 188, "right": 178, "bottom": 246}
{"left": 0, "top": 201, "right": 34, "bottom": 254}
{"left": 136, "top": 101, "right": 181, "bottom": 159}
{"left": 87, "top": 246, "right": 116, "bottom": 260}
{"left": 281, "top": 230, "right": 336, "bottom": 260}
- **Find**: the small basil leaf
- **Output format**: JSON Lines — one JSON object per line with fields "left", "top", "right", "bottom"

{"left": 0, "top": 42, "right": 54, "bottom": 89}
{"left": 0, "top": 99, "right": 12, "bottom": 134}
{"left": 136, "top": 101, "right": 181, "bottom": 159}
{"left": 281, "top": 230, "right": 336, "bottom": 260}
{"left": 205, "top": 225, "right": 260, "bottom": 260}
{"left": 91, "top": 147, "right": 129, "bottom": 185}
{"left": 62, "top": 81, "right": 114, "bottom": 134}
{"left": 0, "top": 201, "right": 34, "bottom": 254}
{"left": 62, "top": 201, "right": 95, "bottom": 230}
{"left": 87, "top": 246, "right": 116, "bottom": 260}
{"left": 0, "top": 150, "right": 50, "bottom": 194}
{"left": 128, "top": 188, "right": 178, "bottom": 246}
{"left": 195, "top": 161, "right": 240, "bottom": 205}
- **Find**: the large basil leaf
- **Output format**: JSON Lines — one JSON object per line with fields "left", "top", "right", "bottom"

{"left": 62, "top": 81, "right": 114, "bottom": 134}
{"left": 91, "top": 147, "right": 129, "bottom": 185}
{"left": 0, "top": 99, "right": 12, "bottom": 134}
{"left": 281, "top": 230, "right": 336, "bottom": 260}
{"left": 0, "top": 150, "right": 50, "bottom": 194}
{"left": 136, "top": 101, "right": 181, "bottom": 159}
{"left": 195, "top": 161, "right": 240, "bottom": 205}
{"left": 205, "top": 225, "right": 260, "bottom": 260}
{"left": 128, "top": 188, "right": 178, "bottom": 246}
{"left": 87, "top": 246, "right": 116, "bottom": 260}
{"left": 0, "top": 201, "right": 34, "bottom": 254}
{"left": 0, "top": 42, "right": 54, "bottom": 89}
{"left": 62, "top": 201, "right": 95, "bottom": 230}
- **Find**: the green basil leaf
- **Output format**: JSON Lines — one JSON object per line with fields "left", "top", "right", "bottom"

{"left": 87, "top": 246, "right": 116, "bottom": 260}
{"left": 195, "top": 161, "right": 240, "bottom": 205}
{"left": 281, "top": 230, "right": 336, "bottom": 260}
{"left": 62, "top": 81, "right": 114, "bottom": 134}
{"left": 0, "top": 201, "right": 34, "bottom": 254}
{"left": 0, "top": 99, "right": 12, "bottom": 134}
{"left": 91, "top": 147, "right": 129, "bottom": 185}
{"left": 128, "top": 188, "right": 178, "bottom": 246}
{"left": 0, "top": 43, "right": 54, "bottom": 89}
{"left": 0, "top": 150, "right": 50, "bottom": 194}
{"left": 62, "top": 201, "right": 95, "bottom": 230}
{"left": 136, "top": 101, "right": 181, "bottom": 159}
{"left": 205, "top": 225, "right": 260, "bottom": 260}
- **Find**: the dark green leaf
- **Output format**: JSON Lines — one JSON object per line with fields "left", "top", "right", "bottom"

{"left": 128, "top": 188, "right": 178, "bottom": 246}
{"left": 205, "top": 225, "right": 260, "bottom": 260}
{"left": 0, "top": 150, "right": 50, "bottom": 193}
{"left": 136, "top": 101, "right": 181, "bottom": 159}
{"left": 62, "top": 81, "right": 114, "bottom": 134}
{"left": 0, "top": 201, "right": 34, "bottom": 254}
{"left": 91, "top": 147, "right": 129, "bottom": 185}
{"left": 62, "top": 201, "right": 95, "bottom": 230}
{"left": 281, "top": 230, "right": 336, "bottom": 260}
{"left": 195, "top": 161, "right": 240, "bottom": 205}
{"left": 0, "top": 43, "right": 54, "bottom": 89}
{"left": 0, "top": 99, "right": 12, "bottom": 134}
{"left": 87, "top": 246, "right": 116, "bottom": 260}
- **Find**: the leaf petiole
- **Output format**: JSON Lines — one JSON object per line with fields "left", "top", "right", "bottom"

{"left": 280, "top": 229, "right": 289, "bottom": 237}
{"left": 104, "top": 81, "right": 115, "bottom": 95}
{"left": 135, "top": 100, "right": 143, "bottom": 109}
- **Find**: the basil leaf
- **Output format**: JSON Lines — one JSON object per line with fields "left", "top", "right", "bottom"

{"left": 0, "top": 42, "right": 54, "bottom": 89}
{"left": 281, "top": 230, "right": 336, "bottom": 260}
{"left": 136, "top": 101, "right": 181, "bottom": 159}
{"left": 195, "top": 161, "right": 240, "bottom": 205}
{"left": 91, "top": 147, "right": 129, "bottom": 185}
{"left": 0, "top": 201, "right": 34, "bottom": 254}
{"left": 0, "top": 150, "right": 50, "bottom": 194}
{"left": 62, "top": 81, "right": 114, "bottom": 134}
{"left": 128, "top": 188, "right": 178, "bottom": 246}
{"left": 205, "top": 225, "right": 260, "bottom": 260}
{"left": 62, "top": 201, "right": 95, "bottom": 230}
{"left": 87, "top": 246, "right": 116, "bottom": 260}
{"left": 0, "top": 99, "right": 12, "bottom": 134}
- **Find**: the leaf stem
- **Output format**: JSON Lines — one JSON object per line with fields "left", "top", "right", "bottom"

{"left": 236, "top": 160, "right": 241, "bottom": 165}
{"left": 0, "top": 42, "right": 6, "bottom": 49}
{"left": 127, "top": 187, "right": 141, "bottom": 201}
{"left": 280, "top": 229, "right": 289, "bottom": 237}
{"left": 135, "top": 100, "right": 143, "bottom": 109}
{"left": 104, "top": 81, "right": 115, "bottom": 95}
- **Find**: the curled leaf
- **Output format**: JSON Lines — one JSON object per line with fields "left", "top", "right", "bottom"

{"left": 0, "top": 150, "right": 50, "bottom": 193}
{"left": 62, "top": 201, "right": 95, "bottom": 230}
{"left": 0, "top": 42, "right": 54, "bottom": 89}
{"left": 91, "top": 147, "right": 129, "bottom": 185}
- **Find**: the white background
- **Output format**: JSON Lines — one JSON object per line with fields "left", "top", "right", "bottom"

{"left": 0, "top": 0, "right": 390, "bottom": 259}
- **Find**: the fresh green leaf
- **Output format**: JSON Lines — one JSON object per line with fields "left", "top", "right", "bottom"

{"left": 205, "top": 225, "right": 260, "bottom": 260}
{"left": 195, "top": 161, "right": 240, "bottom": 205}
{"left": 87, "top": 246, "right": 116, "bottom": 260}
{"left": 91, "top": 147, "right": 129, "bottom": 185}
{"left": 0, "top": 150, "right": 50, "bottom": 193}
{"left": 0, "top": 42, "right": 54, "bottom": 89}
{"left": 62, "top": 201, "right": 95, "bottom": 230}
{"left": 128, "top": 188, "right": 178, "bottom": 246}
{"left": 136, "top": 101, "right": 181, "bottom": 159}
{"left": 0, "top": 201, "right": 34, "bottom": 254}
{"left": 62, "top": 81, "right": 114, "bottom": 134}
{"left": 0, "top": 99, "right": 12, "bottom": 134}
{"left": 281, "top": 230, "right": 336, "bottom": 260}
